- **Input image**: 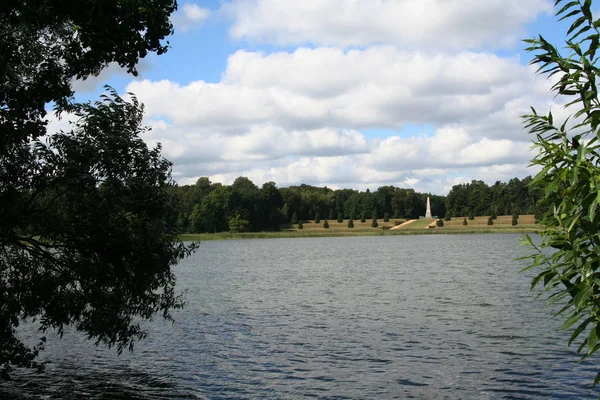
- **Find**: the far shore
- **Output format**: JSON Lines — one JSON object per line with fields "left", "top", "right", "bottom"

{"left": 180, "top": 215, "right": 542, "bottom": 241}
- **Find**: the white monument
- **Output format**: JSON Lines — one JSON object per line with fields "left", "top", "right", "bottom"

{"left": 425, "top": 196, "right": 432, "bottom": 219}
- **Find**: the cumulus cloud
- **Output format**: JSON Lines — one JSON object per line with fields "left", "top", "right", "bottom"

{"left": 222, "top": 0, "right": 552, "bottom": 49}
{"left": 118, "top": 42, "right": 557, "bottom": 194}
{"left": 172, "top": 3, "right": 210, "bottom": 31}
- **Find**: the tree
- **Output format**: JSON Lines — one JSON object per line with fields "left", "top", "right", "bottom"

{"left": 468, "top": 211, "right": 475, "bottom": 220}
{"left": 444, "top": 212, "right": 452, "bottom": 221}
{"left": 383, "top": 212, "right": 390, "bottom": 222}
{"left": 337, "top": 212, "right": 343, "bottom": 223}
{"left": 360, "top": 213, "right": 366, "bottom": 223}
{"left": 315, "top": 211, "right": 320, "bottom": 224}
{"left": 487, "top": 216, "right": 493, "bottom": 226}
{"left": 490, "top": 209, "right": 498, "bottom": 220}
{"left": 348, "top": 219, "right": 354, "bottom": 228}
{"left": 323, "top": 220, "right": 329, "bottom": 229}
{"left": 0, "top": 1, "right": 195, "bottom": 377}
{"left": 291, "top": 211, "right": 299, "bottom": 225}
{"left": 298, "top": 222, "right": 303, "bottom": 230}
{"left": 228, "top": 212, "right": 251, "bottom": 233}
{"left": 436, "top": 219, "right": 444, "bottom": 227}
{"left": 281, "top": 203, "right": 290, "bottom": 222}
{"left": 512, "top": 213, "right": 519, "bottom": 226}
{"left": 371, "top": 208, "right": 378, "bottom": 227}
{"left": 521, "top": 1, "right": 600, "bottom": 384}
{"left": 463, "top": 218, "right": 468, "bottom": 226}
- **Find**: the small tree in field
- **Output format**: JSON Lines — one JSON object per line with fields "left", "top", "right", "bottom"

{"left": 444, "top": 212, "right": 452, "bottom": 221}
{"left": 323, "top": 220, "right": 329, "bottom": 229}
{"left": 463, "top": 218, "right": 468, "bottom": 226}
{"left": 371, "top": 208, "right": 378, "bottom": 227}
{"left": 436, "top": 219, "right": 444, "bottom": 227}
{"left": 491, "top": 209, "right": 498, "bottom": 220}
{"left": 487, "top": 216, "right": 493, "bottom": 226}
{"left": 360, "top": 213, "right": 366, "bottom": 223}
{"left": 337, "top": 212, "right": 343, "bottom": 223}
{"left": 512, "top": 213, "right": 518, "bottom": 226}
{"left": 298, "top": 222, "right": 303, "bottom": 230}
{"left": 384, "top": 213, "right": 390, "bottom": 222}
{"left": 291, "top": 211, "right": 298, "bottom": 224}
{"left": 348, "top": 219, "right": 354, "bottom": 228}
{"left": 468, "top": 211, "right": 475, "bottom": 220}
{"left": 315, "top": 211, "right": 320, "bottom": 224}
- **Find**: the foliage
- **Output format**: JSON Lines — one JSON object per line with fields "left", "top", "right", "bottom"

{"left": 228, "top": 212, "right": 250, "bottom": 233}
{"left": 0, "top": 0, "right": 194, "bottom": 378}
{"left": 315, "top": 211, "right": 320, "bottom": 224}
{"left": 469, "top": 211, "right": 475, "bottom": 220}
{"left": 323, "top": 220, "right": 329, "bottom": 229}
{"left": 512, "top": 213, "right": 519, "bottom": 226}
{"left": 371, "top": 208, "right": 378, "bottom": 227}
{"left": 348, "top": 219, "right": 354, "bottom": 228}
{"left": 436, "top": 219, "right": 444, "bottom": 227}
{"left": 444, "top": 212, "right": 452, "bottom": 221}
{"left": 337, "top": 213, "right": 343, "bottom": 223}
{"left": 463, "top": 218, "right": 468, "bottom": 226}
{"left": 521, "top": 0, "right": 600, "bottom": 384}
{"left": 384, "top": 213, "right": 390, "bottom": 222}
{"left": 360, "top": 213, "right": 366, "bottom": 223}
{"left": 491, "top": 209, "right": 498, "bottom": 220}
{"left": 291, "top": 211, "right": 299, "bottom": 225}
{"left": 487, "top": 217, "right": 493, "bottom": 226}
{"left": 298, "top": 222, "right": 303, "bottom": 230}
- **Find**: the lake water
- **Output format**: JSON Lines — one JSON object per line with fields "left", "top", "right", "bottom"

{"left": 2, "top": 234, "right": 599, "bottom": 399}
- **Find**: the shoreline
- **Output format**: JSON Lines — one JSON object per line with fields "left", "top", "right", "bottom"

{"left": 179, "top": 227, "right": 542, "bottom": 241}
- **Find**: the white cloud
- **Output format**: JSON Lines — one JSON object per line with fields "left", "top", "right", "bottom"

{"left": 222, "top": 0, "right": 552, "bottom": 49}
{"left": 172, "top": 3, "right": 210, "bottom": 31}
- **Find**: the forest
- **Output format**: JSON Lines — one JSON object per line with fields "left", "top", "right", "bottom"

{"left": 167, "top": 175, "right": 545, "bottom": 233}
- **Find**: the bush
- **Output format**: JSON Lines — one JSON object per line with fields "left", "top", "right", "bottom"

{"left": 512, "top": 213, "right": 518, "bottom": 226}
{"left": 371, "top": 218, "right": 378, "bottom": 228}
{"left": 444, "top": 213, "right": 452, "bottom": 221}
{"left": 337, "top": 212, "right": 343, "bottom": 223}
{"left": 360, "top": 213, "right": 366, "bottom": 223}
{"left": 491, "top": 209, "right": 497, "bottom": 220}
{"left": 487, "top": 216, "right": 493, "bottom": 226}
{"left": 436, "top": 219, "right": 444, "bottom": 227}
{"left": 298, "top": 222, "right": 303, "bottom": 230}
{"left": 348, "top": 219, "right": 354, "bottom": 228}
{"left": 468, "top": 211, "right": 475, "bottom": 220}
{"left": 383, "top": 213, "right": 390, "bottom": 222}
{"left": 463, "top": 217, "right": 467, "bottom": 226}
{"left": 323, "top": 220, "right": 329, "bottom": 229}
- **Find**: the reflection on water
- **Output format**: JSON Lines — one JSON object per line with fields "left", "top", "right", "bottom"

{"left": 2, "top": 234, "right": 599, "bottom": 399}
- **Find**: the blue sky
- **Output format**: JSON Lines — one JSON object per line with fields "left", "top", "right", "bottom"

{"left": 61, "top": 0, "right": 569, "bottom": 195}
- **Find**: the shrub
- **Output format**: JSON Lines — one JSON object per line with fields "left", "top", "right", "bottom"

{"left": 371, "top": 218, "right": 378, "bottom": 228}
{"left": 383, "top": 213, "right": 390, "bottom": 222}
{"left": 468, "top": 211, "right": 475, "bottom": 220}
{"left": 337, "top": 212, "right": 343, "bottom": 223}
{"left": 323, "top": 220, "right": 329, "bottom": 229}
{"left": 436, "top": 219, "right": 444, "bottom": 227}
{"left": 348, "top": 219, "right": 354, "bottom": 228}
{"left": 512, "top": 213, "right": 518, "bottom": 226}
{"left": 444, "top": 213, "right": 452, "bottom": 221}
{"left": 360, "top": 213, "right": 366, "bottom": 223}
{"left": 463, "top": 217, "right": 467, "bottom": 226}
{"left": 487, "top": 216, "right": 493, "bottom": 226}
{"left": 491, "top": 209, "right": 497, "bottom": 220}
{"left": 298, "top": 222, "right": 303, "bottom": 230}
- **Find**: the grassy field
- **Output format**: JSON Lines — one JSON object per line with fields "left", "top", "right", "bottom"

{"left": 179, "top": 215, "right": 542, "bottom": 241}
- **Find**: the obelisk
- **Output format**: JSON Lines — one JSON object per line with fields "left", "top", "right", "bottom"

{"left": 425, "top": 196, "right": 432, "bottom": 219}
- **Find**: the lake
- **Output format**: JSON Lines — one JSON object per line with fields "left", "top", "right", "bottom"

{"left": 2, "top": 234, "right": 599, "bottom": 399}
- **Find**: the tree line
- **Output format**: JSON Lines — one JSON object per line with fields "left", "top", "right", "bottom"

{"left": 168, "top": 175, "right": 545, "bottom": 233}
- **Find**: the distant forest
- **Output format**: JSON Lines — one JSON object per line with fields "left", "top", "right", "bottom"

{"left": 167, "top": 175, "right": 545, "bottom": 233}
